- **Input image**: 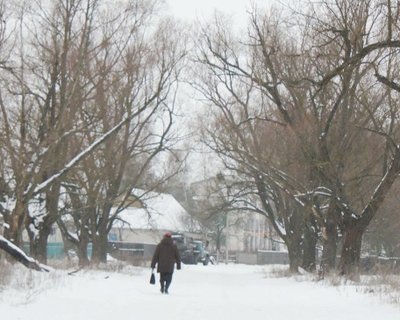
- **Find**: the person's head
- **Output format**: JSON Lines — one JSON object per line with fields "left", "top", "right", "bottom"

{"left": 164, "top": 232, "right": 172, "bottom": 238}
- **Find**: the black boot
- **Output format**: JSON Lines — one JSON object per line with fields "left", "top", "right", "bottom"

{"left": 165, "top": 276, "right": 172, "bottom": 294}
{"left": 165, "top": 282, "right": 170, "bottom": 294}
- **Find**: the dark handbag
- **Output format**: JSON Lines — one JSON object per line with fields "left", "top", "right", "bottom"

{"left": 150, "top": 272, "right": 155, "bottom": 285}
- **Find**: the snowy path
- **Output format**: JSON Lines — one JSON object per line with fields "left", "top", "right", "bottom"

{"left": 1, "top": 264, "right": 399, "bottom": 320}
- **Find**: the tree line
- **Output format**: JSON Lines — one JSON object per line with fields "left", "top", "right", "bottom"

{"left": 193, "top": 0, "right": 400, "bottom": 276}
{"left": 0, "top": 0, "right": 400, "bottom": 277}
{"left": 0, "top": 0, "right": 186, "bottom": 267}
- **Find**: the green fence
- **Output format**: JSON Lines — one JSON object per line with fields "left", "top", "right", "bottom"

{"left": 47, "top": 242, "right": 65, "bottom": 259}
{"left": 23, "top": 242, "right": 93, "bottom": 259}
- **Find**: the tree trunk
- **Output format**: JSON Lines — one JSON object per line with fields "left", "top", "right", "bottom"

{"left": 76, "top": 237, "right": 90, "bottom": 267}
{"left": 337, "top": 149, "right": 400, "bottom": 277}
{"left": 338, "top": 225, "right": 363, "bottom": 277}
{"left": 29, "top": 183, "right": 61, "bottom": 264}
{"left": 57, "top": 216, "right": 90, "bottom": 267}
{"left": 76, "top": 220, "right": 90, "bottom": 267}
{"left": 4, "top": 199, "right": 26, "bottom": 246}
{"left": 34, "top": 231, "right": 50, "bottom": 264}
{"left": 91, "top": 232, "right": 108, "bottom": 265}
{"left": 286, "top": 239, "right": 302, "bottom": 273}
{"left": 0, "top": 236, "right": 49, "bottom": 271}
{"left": 320, "top": 213, "right": 338, "bottom": 275}
{"left": 302, "top": 224, "right": 317, "bottom": 272}
{"left": 28, "top": 223, "right": 52, "bottom": 265}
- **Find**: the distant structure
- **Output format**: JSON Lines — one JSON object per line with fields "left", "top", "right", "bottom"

{"left": 168, "top": 176, "right": 287, "bottom": 264}
{"left": 108, "top": 190, "right": 201, "bottom": 262}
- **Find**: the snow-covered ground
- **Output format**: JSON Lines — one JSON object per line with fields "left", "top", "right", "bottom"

{"left": 0, "top": 263, "right": 399, "bottom": 320}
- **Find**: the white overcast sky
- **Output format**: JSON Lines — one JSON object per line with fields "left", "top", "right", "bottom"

{"left": 165, "top": 0, "right": 281, "bottom": 24}
{"left": 161, "top": 0, "right": 286, "bottom": 182}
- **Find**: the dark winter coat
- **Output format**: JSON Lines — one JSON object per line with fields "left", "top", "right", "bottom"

{"left": 151, "top": 237, "right": 181, "bottom": 273}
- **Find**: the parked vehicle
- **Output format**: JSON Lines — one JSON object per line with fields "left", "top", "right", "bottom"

{"left": 172, "top": 233, "right": 212, "bottom": 265}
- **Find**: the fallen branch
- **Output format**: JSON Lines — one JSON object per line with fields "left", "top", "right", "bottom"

{"left": 0, "top": 236, "right": 51, "bottom": 272}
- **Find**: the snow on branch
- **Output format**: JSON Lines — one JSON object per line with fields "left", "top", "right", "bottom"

{"left": 0, "top": 236, "right": 51, "bottom": 272}
{"left": 30, "top": 114, "right": 131, "bottom": 197}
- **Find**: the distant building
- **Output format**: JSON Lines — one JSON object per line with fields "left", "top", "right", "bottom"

{"left": 108, "top": 190, "right": 201, "bottom": 262}
{"left": 111, "top": 190, "right": 199, "bottom": 240}
{"left": 187, "top": 176, "right": 286, "bottom": 255}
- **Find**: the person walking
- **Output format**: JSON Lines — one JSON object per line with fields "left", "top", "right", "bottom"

{"left": 151, "top": 232, "right": 181, "bottom": 294}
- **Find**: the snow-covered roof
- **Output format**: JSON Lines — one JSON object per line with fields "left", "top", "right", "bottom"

{"left": 112, "top": 191, "right": 196, "bottom": 232}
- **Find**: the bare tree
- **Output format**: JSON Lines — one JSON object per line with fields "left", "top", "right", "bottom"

{"left": 195, "top": 0, "right": 400, "bottom": 276}
{"left": 0, "top": 0, "right": 186, "bottom": 269}
{"left": 365, "top": 181, "right": 400, "bottom": 258}
{"left": 193, "top": 28, "right": 310, "bottom": 271}
{"left": 56, "top": 8, "right": 186, "bottom": 265}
